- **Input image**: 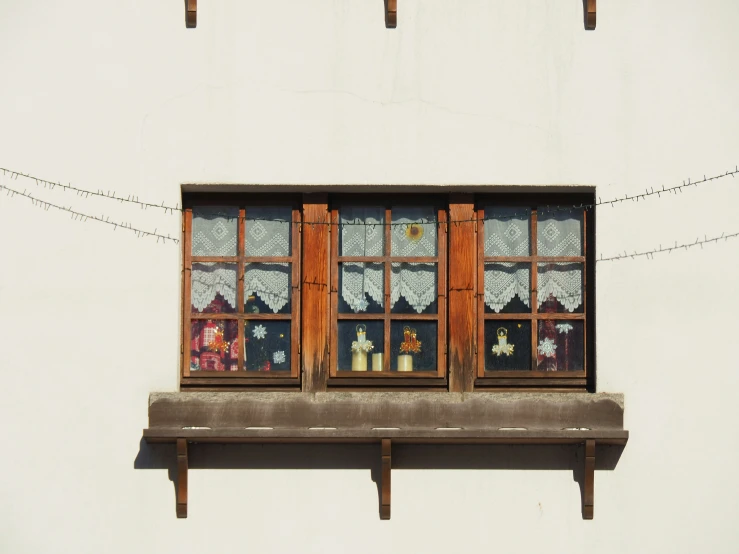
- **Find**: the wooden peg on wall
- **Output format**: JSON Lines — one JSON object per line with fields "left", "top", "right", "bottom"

{"left": 385, "top": 0, "right": 397, "bottom": 29}
{"left": 186, "top": 0, "right": 197, "bottom": 28}
{"left": 584, "top": 0, "right": 596, "bottom": 30}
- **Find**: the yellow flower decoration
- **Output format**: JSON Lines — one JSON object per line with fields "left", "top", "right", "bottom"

{"left": 405, "top": 223, "right": 424, "bottom": 241}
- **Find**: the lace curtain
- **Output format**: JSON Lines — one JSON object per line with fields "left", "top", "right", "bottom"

{"left": 340, "top": 206, "right": 437, "bottom": 314}
{"left": 340, "top": 207, "right": 385, "bottom": 312}
{"left": 192, "top": 207, "right": 238, "bottom": 256}
{"left": 191, "top": 263, "right": 237, "bottom": 312}
{"left": 244, "top": 207, "right": 291, "bottom": 313}
{"left": 191, "top": 206, "right": 292, "bottom": 314}
{"left": 484, "top": 207, "right": 583, "bottom": 313}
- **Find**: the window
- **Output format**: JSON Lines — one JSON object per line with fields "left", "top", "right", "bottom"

{"left": 475, "top": 196, "right": 593, "bottom": 389}
{"left": 329, "top": 198, "right": 447, "bottom": 384}
{"left": 182, "top": 196, "right": 301, "bottom": 387}
{"left": 180, "top": 192, "right": 593, "bottom": 390}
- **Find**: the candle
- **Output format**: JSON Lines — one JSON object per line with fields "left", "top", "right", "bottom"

{"left": 397, "top": 354, "right": 413, "bottom": 372}
{"left": 352, "top": 351, "right": 368, "bottom": 371}
{"left": 372, "top": 353, "right": 383, "bottom": 371}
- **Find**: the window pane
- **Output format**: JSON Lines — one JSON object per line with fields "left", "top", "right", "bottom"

{"left": 391, "top": 262, "right": 437, "bottom": 314}
{"left": 390, "top": 321, "right": 437, "bottom": 372}
{"left": 192, "top": 206, "right": 238, "bottom": 256}
{"left": 484, "top": 207, "right": 531, "bottom": 256}
{"left": 391, "top": 206, "right": 437, "bottom": 257}
{"left": 191, "top": 263, "right": 237, "bottom": 313}
{"left": 536, "top": 320, "right": 584, "bottom": 372}
{"left": 537, "top": 207, "right": 583, "bottom": 256}
{"left": 245, "top": 263, "right": 291, "bottom": 314}
{"left": 484, "top": 320, "right": 532, "bottom": 371}
{"left": 339, "top": 262, "right": 384, "bottom": 313}
{"left": 190, "top": 319, "right": 239, "bottom": 372}
{"left": 245, "top": 207, "right": 291, "bottom": 256}
{"left": 537, "top": 263, "right": 583, "bottom": 313}
{"left": 245, "top": 320, "right": 291, "bottom": 372}
{"left": 340, "top": 207, "right": 385, "bottom": 256}
{"left": 337, "top": 321, "right": 385, "bottom": 372}
{"left": 484, "top": 262, "right": 530, "bottom": 313}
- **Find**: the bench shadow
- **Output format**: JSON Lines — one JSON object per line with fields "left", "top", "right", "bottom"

{"left": 134, "top": 439, "right": 624, "bottom": 519}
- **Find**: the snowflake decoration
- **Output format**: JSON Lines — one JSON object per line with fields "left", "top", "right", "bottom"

{"left": 252, "top": 324, "right": 267, "bottom": 340}
{"left": 538, "top": 337, "right": 557, "bottom": 358}
{"left": 273, "top": 350, "right": 286, "bottom": 364}
{"left": 354, "top": 297, "right": 369, "bottom": 312}
{"left": 555, "top": 323, "right": 574, "bottom": 334}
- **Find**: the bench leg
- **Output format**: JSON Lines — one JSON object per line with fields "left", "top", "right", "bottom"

{"left": 583, "top": 439, "right": 595, "bottom": 519}
{"left": 381, "top": 439, "right": 391, "bottom": 519}
{"left": 177, "top": 438, "right": 188, "bottom": 518}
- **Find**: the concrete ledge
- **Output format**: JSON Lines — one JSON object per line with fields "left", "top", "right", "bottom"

{"left": 146, "top": 392, "right": 626, "bottom": 438}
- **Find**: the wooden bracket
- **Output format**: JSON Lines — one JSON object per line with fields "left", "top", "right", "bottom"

{"left": 385, "top": 0, "right": 397, "bottom": 29}
{"left": 584, "top": 0, "right": 596, "bottom": 30}
{"left": 186, "top": 0, "right": 197, "bottom": 28}
{"left": 583, "top": 439, "right": 595, "bottom": 519}
{"left": 176, "top": 438, "right": 188, "bottom": 518}
{"left": 381, "top": 439, "right": 391, "bottom": 519}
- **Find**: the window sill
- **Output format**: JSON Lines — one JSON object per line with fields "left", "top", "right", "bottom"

{"left": 144, "top": 391, "right": 627, "bottom": 519}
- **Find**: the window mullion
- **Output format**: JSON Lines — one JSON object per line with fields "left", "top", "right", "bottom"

{"left": 383, "top": 207, "right": 392, "bottom": 372}
{"left": 237, "top": 208, "right": 246, "bottom": 372}
{"left": 530, "top": 208, "right": 538, "bottom": 372}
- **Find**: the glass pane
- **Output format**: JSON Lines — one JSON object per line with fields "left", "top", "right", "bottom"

{"left": 337, "top": 321, "right": 385, "bottom": 372}
{"left": 192, "top": 206, "right": 238, "bottom": 256}
{"left": 391, "top": 263, "right": 437, "bottom": 314}
{"left": 484, "top": 207, "right": 531, "bottom": 256}
{"left": 536, "top": 320, "right": 584, "bottom": 372}
{"left": 537, "top": 263, "right": 583, "bottom": 313}
{"left": 245, "top": 263, "right": 291, "bottom": 314}
{"left": 245, "top": 207, "right": 292, "bottom": 256}
{"left": 339, "top": 207, "right": 385, "bottom": 257}
{"left": 485, "top": 320, "right": 532, "bottom": 371}
{"left": 191, "top": 263, "right": 237, "bottom": 313}
{"left": 537, "top": 207, "right": 583, "bottom": 256}
{"left": 484, "top": 262, "right": 531, "bottom": 314}
{"left": 190, "top": 319, "right": 239, "bottom": 372}
{"left": 245, "top": 320, "right": 291, "bottom": 372}
{"left": 390, "top": 321, "right": 437, "bottom": 372}
{"left": 391, "top": 206, "right": 437, "bottom": 257}
{"left": 339, "top": 263, "right": 384, "bottom": 313}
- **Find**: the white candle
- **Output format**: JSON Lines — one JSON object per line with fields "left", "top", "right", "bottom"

{"left": 397, "top": 355, "right": 413, "bottom": 372}
{"left": 352, "top": 351, "right": 368, "bottom": 371}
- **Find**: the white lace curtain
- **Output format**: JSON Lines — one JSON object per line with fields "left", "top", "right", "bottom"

{"left": 484, "top": 207, "right": 583, "bottom": 313}
{"left": 191, "top": 206, "right": 292, "bottom": 314}
{"left": 340, "top": 206, "right": 437, "bottom": 314}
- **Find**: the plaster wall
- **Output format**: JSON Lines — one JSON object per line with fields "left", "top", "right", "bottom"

{"left": 1, "top": 1, "right": 738, "bottom": 553}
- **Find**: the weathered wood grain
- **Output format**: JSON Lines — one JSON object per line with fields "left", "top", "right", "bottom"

{"left": 449, "top": 196, "right": 476, "bottom": 392}
{"left": 302, "top": 195, "right": 330, "bottom": 391}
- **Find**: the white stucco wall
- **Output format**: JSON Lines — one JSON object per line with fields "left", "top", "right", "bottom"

{"left": 1, "top": 1, "right": 738, "bottom": 552}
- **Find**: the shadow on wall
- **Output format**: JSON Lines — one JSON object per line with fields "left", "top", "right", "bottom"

{"left": 134, "top": 440, "right": 624, "bottom": 519}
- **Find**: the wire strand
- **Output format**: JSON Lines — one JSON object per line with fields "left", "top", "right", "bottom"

{"left": 0, "top": 184, "right": 178, "bottom": 244}
{"left": 2, "top": 165, "right": 737, "bottom": 225}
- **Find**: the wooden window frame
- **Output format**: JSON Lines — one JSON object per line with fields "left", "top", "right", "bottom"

{"left": 181, "top": 194, "right": 302, "bottom": 388}
{"left": 179, "top": 191, "right": 594, "bottom": 392}
{"left": 327, "top": 195, "right": 448, "bottom": 387}
{"left": 473, "top": 193, "right": 595, "bottom": 390}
